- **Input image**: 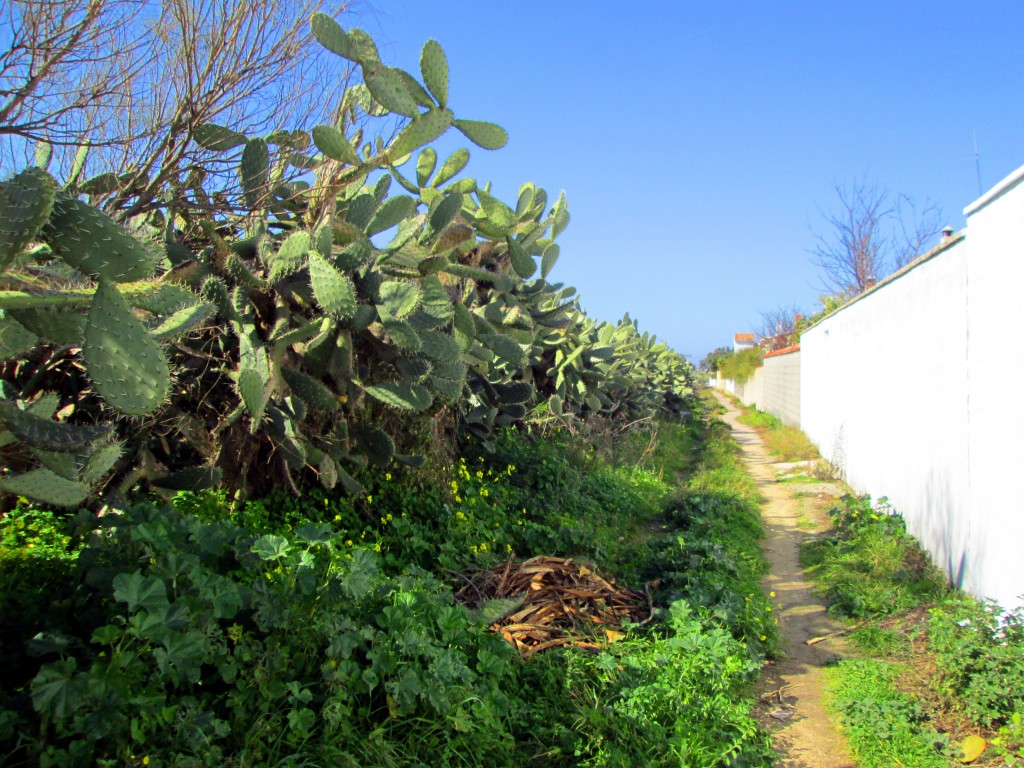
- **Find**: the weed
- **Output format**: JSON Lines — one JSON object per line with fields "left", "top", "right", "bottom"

{"left": 801, "top": 495, "right": 947, "bottom": 618}
{"left": 826, "top": 658, "right": 950, "bottom": 768}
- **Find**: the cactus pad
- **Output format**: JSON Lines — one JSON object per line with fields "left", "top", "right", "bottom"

{"left": 363, "top": 64, "right": 419, "bottom": 118}
{"left": 0, "top": 314, "right": 38, "bottom": 359}
{"left": 282, "top": 367, "right": 339, "bottom": 412}
{"left": 0, "top": 467, "right": 90, "bottom": 507}
{"left": 419, "top": 39, "right": 449, "bottom": 108}
{"left": 269, "top": 231, "right": 310, "bottom": 281}
{"left": 0, "top": 399, "right": 109, "bottom": 449}
{"left": 312, "top": 125, "right": 362, "bottom": 166}
{"left": 364, "top": 381, "right": 433, "bottom": 411}
{"left": 432, "top": 148, "right": 470, "bottom": 188}
{"left": 240, "top": 138, "right": 270, "bottom": 209}
{"left": 83, "top": 281, "right": 170, "bottom": 415}
{"left": 309, "top": 251, "right": 357, "bottom": 318}
{"left": 0, "top": 167, "right": 56, "bottom": 269}
{"left": 453, "top": 119, "right": 509, "bottom": 150}
{"left": 389, "top": 108, "right": 455, "bottom": 160}
{"left": 380, "top": 318, "right": 419, "bottom": 352}
{"left": 43, "top": 193, "right": 155, "bottom": 282}
{"left": 367, "top": 195, "right": 417, "bottom": 236}
{"left": 416, "top": 148, "right": 437, "bottom": 187}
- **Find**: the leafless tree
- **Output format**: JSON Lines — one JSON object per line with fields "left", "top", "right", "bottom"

{"left": 811, "top": 179, "right": 944, "bottom": 296}
{"left": 0, "top": 0, "right": 151, "bottom": 162}
{"left": 1, "top": 0, "right": 360, "bottom": 218}
{"left": 756, "top": 303, "right": 804, "bottom": 341}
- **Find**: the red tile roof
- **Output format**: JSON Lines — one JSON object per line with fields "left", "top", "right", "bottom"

{"left": 734, "top": 333, "right": 755, "bottom": 342}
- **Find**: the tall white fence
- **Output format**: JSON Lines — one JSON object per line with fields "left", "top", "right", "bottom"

{"left": 801, "top": 164, "right": 1024, "bottom": 611}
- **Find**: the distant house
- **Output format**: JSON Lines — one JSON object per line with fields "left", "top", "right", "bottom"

{"left": 733, "top": 333, "right": 755, "bottom": 352}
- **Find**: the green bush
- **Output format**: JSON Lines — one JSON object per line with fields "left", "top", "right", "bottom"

{"left": 716, "top": 348, "right": 763, "bottom": 384}
{"left": 928, "top": 595, "right": 1024, "bottom": 726}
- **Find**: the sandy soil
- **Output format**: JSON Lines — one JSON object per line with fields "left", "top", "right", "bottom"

{"left": 713, "top": 392, "right": 856, "bottom": 768}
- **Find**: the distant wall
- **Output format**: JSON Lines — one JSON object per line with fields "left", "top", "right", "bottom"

{"left": 799, "top": 163, "right": 1024, "bottom": 610}
{"left": 761, "top": 348, "right": 800, "bottom": 427}
{"left": 714, "top": 349, "right": 800, "bottom": 427}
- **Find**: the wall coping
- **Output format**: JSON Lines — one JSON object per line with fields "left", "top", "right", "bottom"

{"left": 764, "top": 344, "right": 800, "bottom": 359}
{"left": 964, "top": 162, "right": 1024, "bottom": 217}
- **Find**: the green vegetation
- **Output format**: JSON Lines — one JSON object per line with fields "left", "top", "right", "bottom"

{"left": 0, "top": 408, "right": 781, "bottom": 766}
{"left": 736, "top": 408, "right": 819, "bottom": 462}
{"left": 714, "top": 347, "right": 763, "bottom": 384}
{"left": 826, "top": 660, "right": 949, "bottom": 768}
{"left": 801, "top": 495, "right": 947, "bottom": 619}
{"left": 0, "top": 13, "right": 786, "bottom": 768}
{"left": 805, "top": 493, "right": 1024, "bottom": 766}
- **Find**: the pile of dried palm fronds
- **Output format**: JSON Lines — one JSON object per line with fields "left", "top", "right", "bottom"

{"left": 454, "top": 556, "right": 652, "bottom": 657}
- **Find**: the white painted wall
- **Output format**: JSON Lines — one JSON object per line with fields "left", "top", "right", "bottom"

{"left": 734, "top": 366, "right": 764, "bottom": 408}
{"left": 800, "top": 162, "right": 1024, "bottom": 610}
{"left": 962, "top": 169, "right": 1024, "bottom": 610}
{"left": 761, "top": 350, "right": 800, "bottom": 427}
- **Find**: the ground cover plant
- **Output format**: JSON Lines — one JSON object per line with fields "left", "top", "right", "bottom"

{"left": 803, "top": 493, "right": 1024, "bottom": 766}
{"left": 0, "top": 405, "right": 783, "bottom": 767}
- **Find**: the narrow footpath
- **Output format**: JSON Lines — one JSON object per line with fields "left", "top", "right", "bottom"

{"left": 713, "top": 391, "right": 855, "bottom": 768}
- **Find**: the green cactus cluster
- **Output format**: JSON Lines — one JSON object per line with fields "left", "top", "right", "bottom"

{"left": 0, "top": 167, "right": 213, "bottom": 507}
{"left": 0, "top": 18, "right": 695, "bottom": 509}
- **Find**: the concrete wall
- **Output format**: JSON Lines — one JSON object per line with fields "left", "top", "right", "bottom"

{"left": 800, "top": 162, "right": 1024, "bottom": 610}
{"left": 761, "top": 348, "right": 800, "bottom": 427}
{"left": 714, "top": 350, "right": 800, "bottom": 427}
{"left": 962, "top": 169, "right": 1024, "bottom": 610}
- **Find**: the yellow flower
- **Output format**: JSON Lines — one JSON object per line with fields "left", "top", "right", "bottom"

{"left": 373, "top": 542, "right": 381, "bottom": 552}
{"left": 455, "top": 495, "right": 462, "bottom": 503}
{"left": 769, "top": 591, "right": 776, "bottom": 598}
{"left": 385, "top": 473, "right": 392, "bottom": 481}
{"left": 476, "top": 470, "right": 484, "bottom": 479}
{"left": 367, "top": 495, "right": 373, "bottom": 503}
{"left": 479, "top": 542, "right": 488, "bottom": 552}
{"left": 480, "top": 488, "right": 489, "bottom": 497}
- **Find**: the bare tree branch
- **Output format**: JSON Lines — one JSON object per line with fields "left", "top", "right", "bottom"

{"left": 1, "top": 0, "right": 359, "bottom": 221}
{"left": 811, "top": 179, "right": 945, "bottom": 296}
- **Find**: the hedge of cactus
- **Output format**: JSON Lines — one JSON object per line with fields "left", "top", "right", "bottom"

{"left": 0, "top": 15, "right": 696, "bottom": 509}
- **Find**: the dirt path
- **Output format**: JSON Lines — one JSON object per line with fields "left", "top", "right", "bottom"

{"left": 712, "top": 392, "right": 855, "bottom": 768}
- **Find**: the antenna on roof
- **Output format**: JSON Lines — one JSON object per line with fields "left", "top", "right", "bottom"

{"left": 973, "top": 130, "right": 983, "bottom": 196}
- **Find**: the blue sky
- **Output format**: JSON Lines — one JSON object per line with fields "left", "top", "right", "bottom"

{"left": 349, "top": 1, "right": 1024, "bottom": 362}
